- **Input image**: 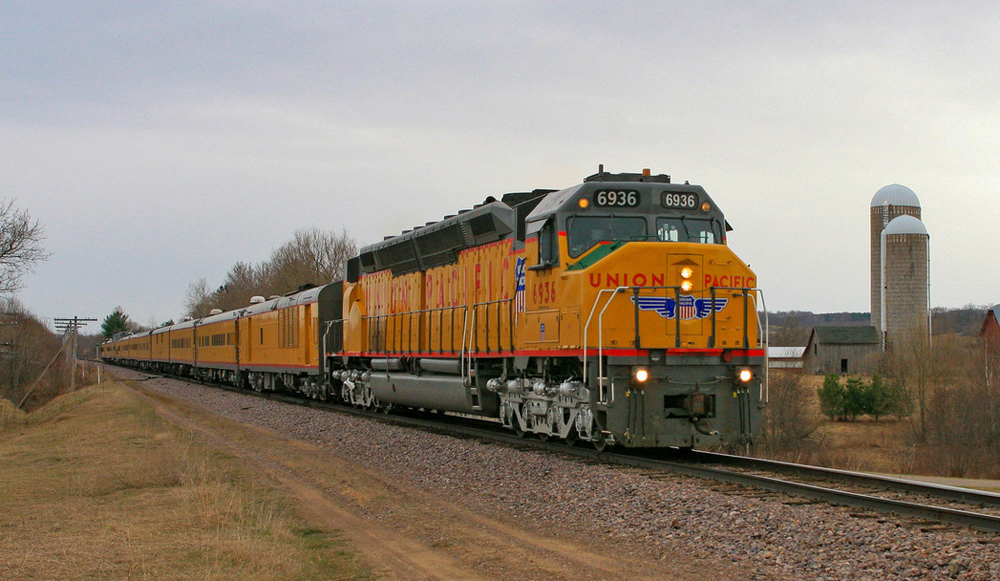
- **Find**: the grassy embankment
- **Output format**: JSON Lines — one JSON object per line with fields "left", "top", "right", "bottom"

{"left": 0, "top": 383, "right": 371, "bottom": 580}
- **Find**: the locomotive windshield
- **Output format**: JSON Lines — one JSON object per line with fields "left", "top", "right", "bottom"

{"left": 567, "top": 214, "right": 724, "bottom": 257}
{"left": 567, "top": 215, "right": 647, "bottom": 258}
{"left": 656, "top": 217, "right": 722, "bottom": 244}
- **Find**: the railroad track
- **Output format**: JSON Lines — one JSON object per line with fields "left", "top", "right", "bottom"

{"left": 127, "top": 367, "right": 1000, "bottom": 535}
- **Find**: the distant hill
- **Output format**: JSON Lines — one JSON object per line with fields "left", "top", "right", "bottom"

{"left": 931, "top": 305, "right": 990, "bottom": 337}
{"left": 766, "top": 305, "right": 989, "bottom": 346}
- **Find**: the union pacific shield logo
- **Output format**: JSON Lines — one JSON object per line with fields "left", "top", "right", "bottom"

{"left": 630, "top": 295, "right": 728, "bottom": 320}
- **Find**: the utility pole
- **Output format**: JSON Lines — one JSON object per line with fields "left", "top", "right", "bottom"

{"left": 54, "top": 317, "right": 97, "bottom": 391}
{"left": 0, "top": 314, "right": 17, "bottom": 400}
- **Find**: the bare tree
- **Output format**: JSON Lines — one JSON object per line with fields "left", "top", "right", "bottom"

{"left": 266, "top": 227, "right": 357, "bottom": 292}
{"left": 214, "top": 261, "right": 266, "bottom": 312}
{"left": 183, "top": 278, "right": 215, "bottom": 318}
{"left": 758, "top": 370, "right": 821, "bottom": 454}
{"left": 1, "top": 298, "right": 67, "bottom": 409}
{"left": 0, "top": 199, "right": 49, "bottom": 295}
{"left": 183, "top": 228, "right": 357, "bottom": 318}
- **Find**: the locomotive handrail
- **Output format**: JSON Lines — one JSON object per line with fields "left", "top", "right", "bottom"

{"left": 363, "top": 304, "right": 467, "bottom": 356}
{"left": 461, "top": 297, "right": 516, "bottom": 386}
{"left": 582, "top": 286, "right": 629, "bottom": 401}
{"left": 749, "top": 290, "right": 769, "bottom": 403}
{"left": 468, "top": 296, "right": 515, "bottom": 355}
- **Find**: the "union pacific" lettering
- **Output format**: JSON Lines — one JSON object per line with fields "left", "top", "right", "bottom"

{"left": 587, "top": 272, "right": 757, "bottom": 289}
{"left": 589, "top": 273, "right": 666, "bottom": 287}
{"left": 705, "top": 274, "right": 756, "bottom": 289}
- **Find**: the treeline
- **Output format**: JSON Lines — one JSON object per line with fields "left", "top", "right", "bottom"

{"left": 0, "top": 299, "right": 77, "bottom": 411}
{"left": 767, "top": 305, "right": 991, "bottom": 346}
{"left": 183, "top": 228, "right": 356, "bottom": 319}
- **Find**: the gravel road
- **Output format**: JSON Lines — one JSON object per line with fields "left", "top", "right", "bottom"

{"left": 122, "top": 369, "right": 1000, "bottom": 580}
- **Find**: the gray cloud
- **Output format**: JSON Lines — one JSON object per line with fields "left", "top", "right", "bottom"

{"left": 3, "top": 1, "right": 998, "bottom": 324}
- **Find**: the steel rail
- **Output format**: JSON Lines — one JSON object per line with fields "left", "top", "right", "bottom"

{"left": 593, "top": 451, "right": 1000, "bottom": 534}
{"left": 690, "top": 449, "right": 1000, "bottom": 509}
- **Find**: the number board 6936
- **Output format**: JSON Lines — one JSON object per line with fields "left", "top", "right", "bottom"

{"left": 594, "top": 190, "right": 639, "bottom": 207}
{"left": 661, "top": 192, "right": 699, "bottom": 209}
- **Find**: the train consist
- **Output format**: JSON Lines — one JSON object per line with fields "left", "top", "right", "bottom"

{"left": 102, "top": 168, "right": 767, "bottom": 449}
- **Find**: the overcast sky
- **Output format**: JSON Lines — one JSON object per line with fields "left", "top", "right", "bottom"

{"left": 3, "top": 1, "right": 998, "bottom": 329}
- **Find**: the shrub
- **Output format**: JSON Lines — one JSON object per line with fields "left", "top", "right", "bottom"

{"left": 817, "top": 374, "right": 911, "bottom": 421}
{"left": 758, "top": 371, "right": 820, "bottom": 451}
{"left": 818, "top": 374, "right": 845, "bottom": 420}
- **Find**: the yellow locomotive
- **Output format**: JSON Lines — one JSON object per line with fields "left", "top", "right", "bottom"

{"left": 337, "top": 167, "right": 765, "bottom": 448}
{"left": 102, "top": 168, "right": 766, "bottom": 449}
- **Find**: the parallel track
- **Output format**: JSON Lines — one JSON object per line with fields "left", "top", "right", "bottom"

{"left": 126, "top": 367, "right": 1000, "bottom": 534}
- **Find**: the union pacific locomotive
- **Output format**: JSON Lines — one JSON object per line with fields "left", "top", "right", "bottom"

{"left": 102, "top": 168, "right": 767, "bottom": 449}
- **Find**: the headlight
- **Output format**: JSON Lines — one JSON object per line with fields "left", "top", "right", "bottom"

{"left": 738, "top": 368, "right": 753, "bottom": 382}
{"left": 634, "top": 368, "right": 649, "bottom": 383}
{"left": 679, "top": 265, "right": 695, "bottom": 292}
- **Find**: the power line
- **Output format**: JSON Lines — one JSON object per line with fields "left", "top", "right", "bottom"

{"left": 52, "top": 317, "right": 98, "bottom": 392}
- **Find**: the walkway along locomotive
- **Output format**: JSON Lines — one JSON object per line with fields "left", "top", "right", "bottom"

{"left": 102, "top": 168, "right": 768, "bottom": 449}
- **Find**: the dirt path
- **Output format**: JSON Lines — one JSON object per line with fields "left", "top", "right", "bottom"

{"left": 131, "top": 382, "right": 731, "bottom": 581}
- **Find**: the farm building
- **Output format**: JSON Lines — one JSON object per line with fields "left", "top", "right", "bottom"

{"left": 802, "top": 326, "right": 880, "bottom": 375}
{"left": 767, "top": 346, "right": 805, "bottom": 369}
{"left": 981, "top": 305, "right": 1000, "bottom": 352}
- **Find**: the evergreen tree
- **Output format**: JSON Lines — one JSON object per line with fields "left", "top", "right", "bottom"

{"left": 843, "top": 377, "right": 867, "bottom": 421}
{"left": 818, "top": 374, "right": 845, "bottom": 420}
{"left": 101, "top": 306, "right": 131, "bottom": 338}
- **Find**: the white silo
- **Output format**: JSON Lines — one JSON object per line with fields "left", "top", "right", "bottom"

{"left": 879, "top": 214, "right": 931, "bottom": 349}
{"left": 870, "top": 184, "right": 923, "bottom": 345}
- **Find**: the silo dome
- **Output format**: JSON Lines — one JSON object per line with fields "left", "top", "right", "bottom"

{"left": 884, "top": 214, "right": 928, "bottom": 236}
{"left": 871, "top": 184, "right": 920, "bottom": 208}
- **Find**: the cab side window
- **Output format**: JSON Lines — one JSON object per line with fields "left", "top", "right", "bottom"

{"left": 538, "top": 219, "right": 558, "bottom": 267}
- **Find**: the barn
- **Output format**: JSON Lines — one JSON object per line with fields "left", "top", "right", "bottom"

{"left": 980, "top": 305, "right": 1000, "bottom": 352}
{"left": 802, "top": 326, "right": 880, "bottom": 375}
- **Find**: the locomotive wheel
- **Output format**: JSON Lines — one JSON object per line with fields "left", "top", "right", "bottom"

{"left": 593, "top": 433, "right": 609, "bottom": 452}
{"left": 537, "top": 433, "right": 549, "bottom": 442}
{"left": 564, "top": 428, "right": 578, "bottom": 448}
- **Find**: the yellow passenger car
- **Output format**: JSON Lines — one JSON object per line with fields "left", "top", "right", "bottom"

{"left": 168, "top": 318, "right": 197, "bottom": 375}
{"left": 193, "top": 309, "right": 239, "bottom": 383}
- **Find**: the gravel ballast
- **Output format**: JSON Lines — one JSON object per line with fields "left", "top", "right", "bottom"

{"left": 130, "top": 372, "right": 1000, "bottom": 581}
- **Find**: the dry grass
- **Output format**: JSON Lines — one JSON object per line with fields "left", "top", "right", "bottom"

{"left": 759, "top": 373, "right": 1000, "bottom": 482}
{"left": 0, "top": 382, "right": 370, "bottom": 581}
{"left": 0, "top": 397, "right": 26, "bottom": 431}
